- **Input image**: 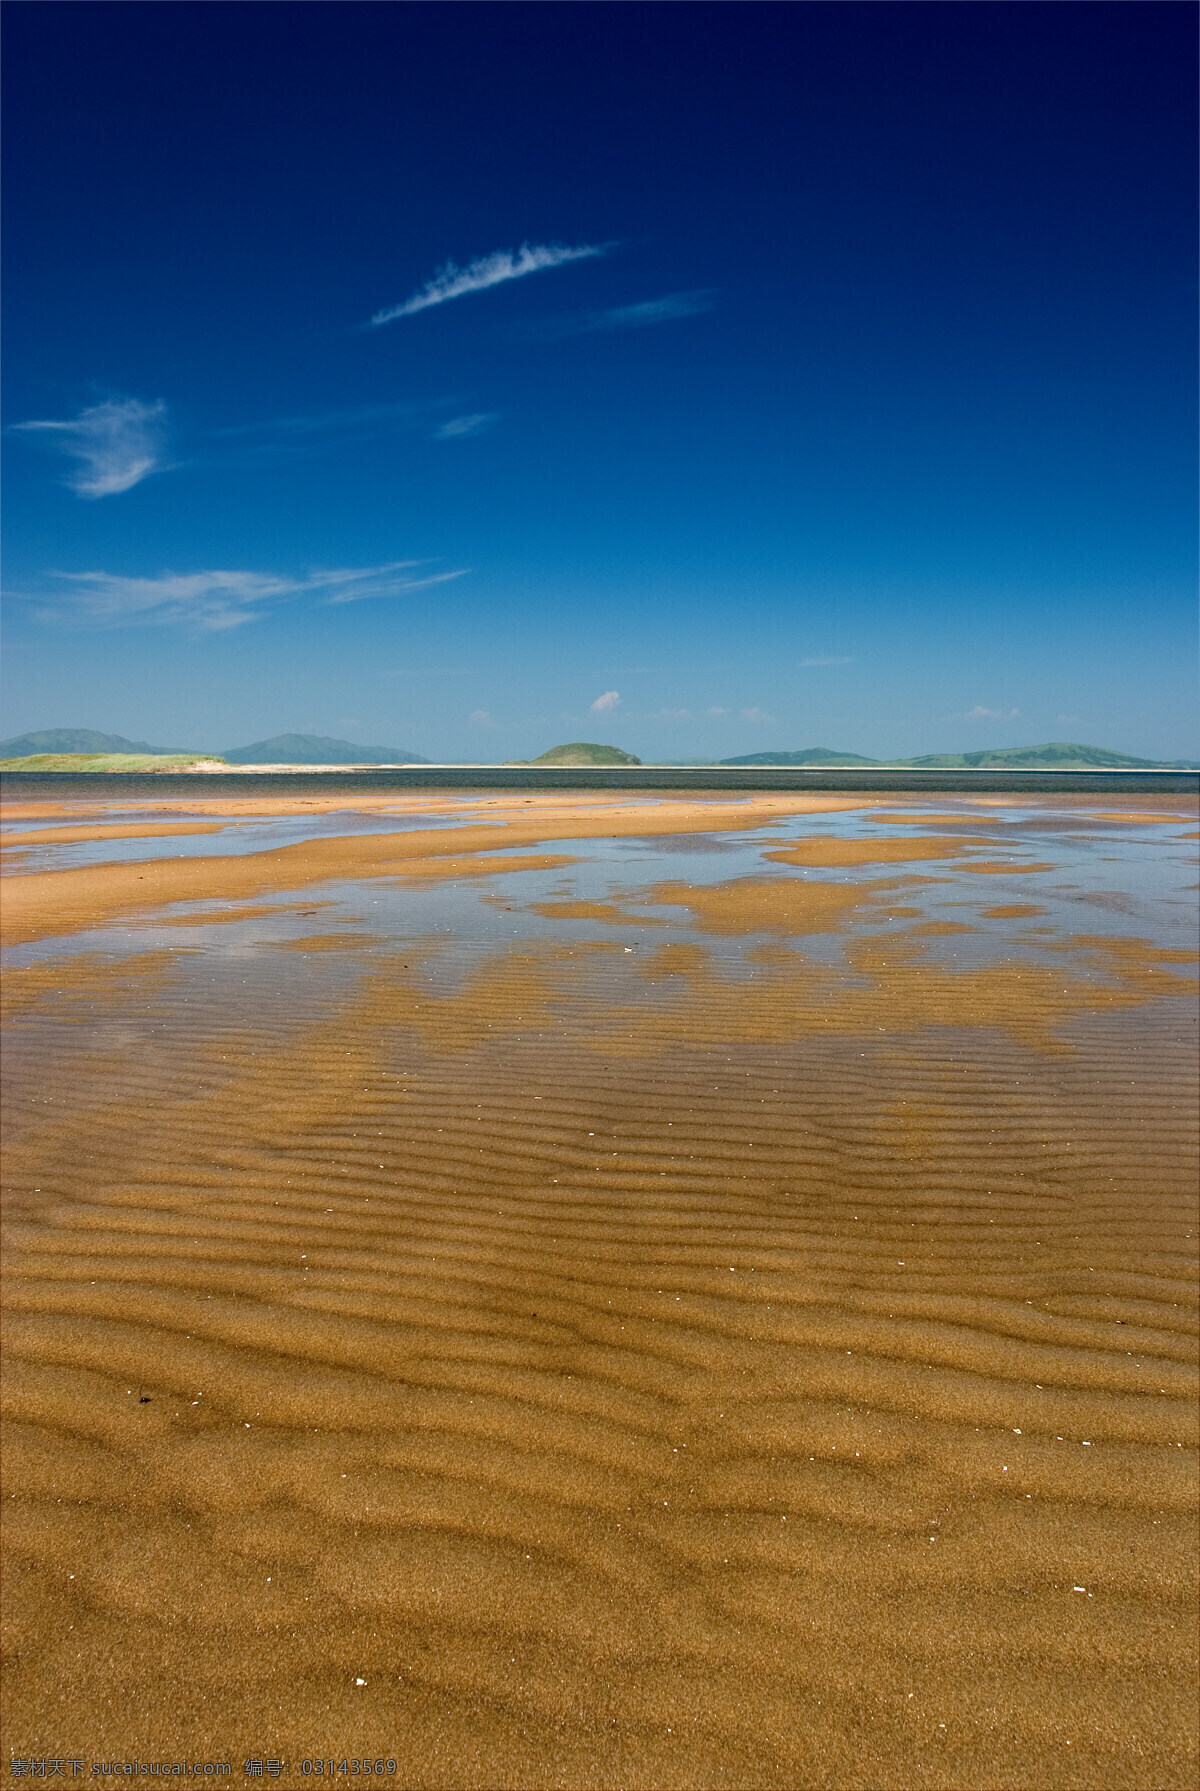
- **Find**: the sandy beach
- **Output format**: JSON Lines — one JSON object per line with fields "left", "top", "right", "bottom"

{"left": 2, "top": 787, "right": 1196, "bottom": 1787}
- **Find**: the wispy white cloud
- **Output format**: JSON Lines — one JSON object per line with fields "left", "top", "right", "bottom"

{"left": 215, "top": 401, "right": 498, "bottom": 461}
{"left": 740, "top": 706, "right": 775, "bottom": 724}
{"left": 434, "top": 413, "right": 497, "bottom": 439}
{"left": 322, "top": 566, "right": 467, "bottom": 606}
{"left": 12, "top": 397, "right": 167, "bottom": 497}
{"left": 651, "top": 707, "right": 691, "bottom": 722}
{"left": 799, "top": 654, "right": 852, "bottom": 668}
{"left": 469, "top": 709, "right": 492, "bottom": 725}
{"left": 705, "top": 706, "right": 727, "bottom": 717}
{"left": 590, "top": 689, "right": 621, "bottom": 714}
{"left": 28, "top": 560, "right": 468, "bottom": 633}
{"left": 961, "top": 704, "right": 1020, "bottom": 722}
{"left": 531, "top": 289, "right": 716, "bottom": 339}
{"left": 49, "top": 568, "right": 298, "bottom": 631}
{"left": 372, "top": 242, "right": 610, "bottom": 326}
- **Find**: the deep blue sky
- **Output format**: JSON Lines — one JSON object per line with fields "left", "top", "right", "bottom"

{"left": 3, "top": 2, "right": 1196, "bottom": 760}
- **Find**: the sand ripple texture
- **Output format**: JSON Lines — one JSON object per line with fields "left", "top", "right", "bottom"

{"left": 1, "top": 792, "right": 1197, "bottom": 1788}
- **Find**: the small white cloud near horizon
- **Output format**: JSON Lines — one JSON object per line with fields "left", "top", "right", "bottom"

{"left": 799, "top": 655, "right": 852, "bottom": 668}
{"left": 1057, "top": 713, "right": 1080, "bottom": 724}
{"left": 469, "top": 709, "right": 492, "bottom": 725}
{"left": 12, "top": 397, "right": 167, "bottom": 497}
{"left": 27, "top": 559, "right": 467, "bottom": 632}
{"left": 705, "top": 706, "right": 727, "bottom": 717}
{"left": 434, "top": 413, "right": 497, "bottom": 439}
{"left": 372, "top": 242, "right": 610, "bottom": 325}
{"left": 590, "top": 690, "right": 621, "bottom": 714}
{"left": 740, "top": 706, "right": 775, "bottom": 724}
{"left": 962, "top": 705, "right": 1020, "bottom": 722}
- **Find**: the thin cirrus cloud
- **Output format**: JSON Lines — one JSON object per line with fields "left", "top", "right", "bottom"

{"left": 214, "top": 402, "right": 421, "bottom": 440}
{"left": 371, "top": 242, "right": 610, "bottom": 326}
{"left": 11, "top": 396, "right": 167, "bottom": 497}
{"left": 216, "top": 402, "right": 499, "bottom": 455}
{"left": 32, "top": 561, "right": 468, "bottom": 633}
{"left": 434, "top": 413, "right": 497, "bottom": 440}
{"left": 531, "top": 290, "right": 716, "bottom": 339}
{"left": 590, "top": 690, "right": 621, "bottom": 714}
{"left": 962, "top": 704, "right": 1020, "bottom": 722}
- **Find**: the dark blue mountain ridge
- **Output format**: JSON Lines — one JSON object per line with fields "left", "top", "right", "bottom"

{"left": 0, "top": 729, "right": 430, "bottom": 764}
{"left": 720, "top": 748, "right": 881, "bottom": 767}
{"left": 0, "top": 728, "right": 183, "bottom": 755}
{"left": 720, "top": 742, "right": 1199, "bottom": 769}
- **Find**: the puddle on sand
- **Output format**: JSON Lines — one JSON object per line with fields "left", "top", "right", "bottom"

{"left": 0, "top": 806, "right": 486, "bottom": 873}
{"left": 1, "top": 792, "right": 1197, "bottom": 1786}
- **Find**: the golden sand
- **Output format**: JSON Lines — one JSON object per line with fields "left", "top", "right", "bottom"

{"left": 635, "top": 877, "right": 886, "bottom": 935}
{"left": 0, "top": 950, "right": 188, "bottom": 1022}
{"left": 0, "top": 793, "right": 874, "bottom": 824}
{"left": 1, "top": 791, "right": 1196, "bottom": 1787}
{"left": 961, "top": 861, "right": 1058, "bottom": 875}
{"left": 0, "top": 821, "right": 230, "bottom": 849}
{"left": 872, "top": 809, "right": 1196, "bottom": 830}
{"left": 125, "top": 901, "right": 342, "bottom": 930}
{"left": 1088, "top": 811, "right": 1198, "bottom": 826}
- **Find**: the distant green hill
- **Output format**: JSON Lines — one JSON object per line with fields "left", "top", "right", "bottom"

{"left": 903, "top": 742, "right": 1199, "bottom": 770}
{"left": 721, "top": 748, "right": 881, "bottom": 767}
{"left": 222, "top": 733, "right": 428, "bottom": 765}
{"left": 0, "top": 728, "right": 184, "bottom": 756}
{"left": 720, "top": 741, "right": 1198, "bottom": 770}
{"left": 510, "top": 741, "right": 642, "bottom": 767}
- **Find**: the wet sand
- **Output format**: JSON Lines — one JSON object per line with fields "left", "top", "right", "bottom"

{"left": 0, "top": 795, "right": 893, "bottom": 949}
{"left": 0, "top": 822, "right": 230, "bottom": 849}
{"left": 1, "top": 790, "right": 1197, "bottom": 1787}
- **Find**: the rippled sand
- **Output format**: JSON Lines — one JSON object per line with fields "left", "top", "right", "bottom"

{"left": 2, "top": 790, "right": 1197, "bottom": 1787}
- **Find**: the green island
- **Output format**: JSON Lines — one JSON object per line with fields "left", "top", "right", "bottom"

{"left": 505, "top": 741, "right": 643, "bottom": 767}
